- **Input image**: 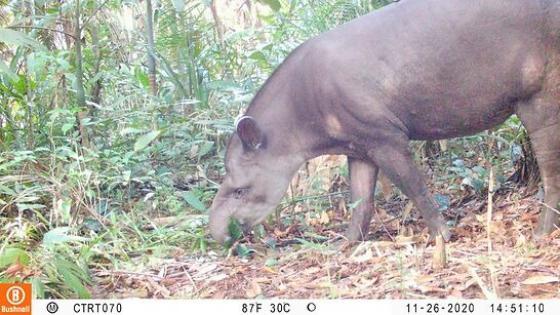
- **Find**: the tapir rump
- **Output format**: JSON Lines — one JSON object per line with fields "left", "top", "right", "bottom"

{"left": 209, "top": 0, "right": 560, "bottom": 243}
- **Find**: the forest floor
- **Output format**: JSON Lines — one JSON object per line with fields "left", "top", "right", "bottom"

{"left": 91, "top": 186, "right": 560, "bottom": 299}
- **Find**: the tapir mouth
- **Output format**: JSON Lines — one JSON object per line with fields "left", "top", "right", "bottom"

{"left": 241, "top": 222, "right": 252, "bottom": 234}
{"left": 209, "top": 217, "right": 255, "bottom": 244}
{"left": 209, "top": 198, "right": 277, "bottom": 243}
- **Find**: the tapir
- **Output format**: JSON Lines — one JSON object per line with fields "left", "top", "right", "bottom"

{"left": 209, "top": 0, "right": 560, "bottom": 243}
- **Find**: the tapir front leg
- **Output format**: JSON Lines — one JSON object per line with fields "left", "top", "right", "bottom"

{"left": 368, "top": 139, "right": 451, "bottom": 241}
{"left": 346, "top": 157, "right": 379, "bottom": 241}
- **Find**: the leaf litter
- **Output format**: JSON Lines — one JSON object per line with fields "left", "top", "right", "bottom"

{"left": 93, "top": 189, "right": 560, "bottom": 299}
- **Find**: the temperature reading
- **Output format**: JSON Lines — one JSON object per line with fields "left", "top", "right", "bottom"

{"left": 270, "top": 302, "right": 291, "bottom": 313}
{"left": 242, "top": 302, "right": 263, "bottom": 313}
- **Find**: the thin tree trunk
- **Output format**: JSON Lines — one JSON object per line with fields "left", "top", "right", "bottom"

{"left": 145, "top": 0, "right": 158, "bottom": 95}
{"left": 210, "top": 0, "right": 224, "bottom": 43}
{"left": 75, "top": 0, "right": 90, "bottom": 148}
{"left": 90, "top": 25, "right": 103, "bottom": 105}
{"left": 184, "top": 16, "right": 196, "bottom": 96}
{"left": 24, "top": 0, "right": 34, "bottom": 149}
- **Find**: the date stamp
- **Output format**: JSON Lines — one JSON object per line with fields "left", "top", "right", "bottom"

{"left": 406, "top": 302, "right": 476, "bottom": 314}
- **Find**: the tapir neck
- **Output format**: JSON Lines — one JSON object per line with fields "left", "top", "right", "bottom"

{"left": 244, "top": 44, "right": 348, "bottom": 163}
{"left": 246, "top": 95, "right": 308, "bottom": 163}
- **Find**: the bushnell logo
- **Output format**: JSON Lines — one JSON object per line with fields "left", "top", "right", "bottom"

{"left": 0, "top": 283, "right": 31, "bottom": 315}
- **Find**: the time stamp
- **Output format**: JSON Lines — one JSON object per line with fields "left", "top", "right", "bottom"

{"left": 239, "top": 301, "right": 551, "bottom": 315}
{"left": 406, "top": 302, "right": 546, "bottom": 314}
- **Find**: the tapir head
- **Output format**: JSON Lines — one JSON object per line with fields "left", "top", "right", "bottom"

{"left": 208, "top": 116, "right": 302, "bottom": 243}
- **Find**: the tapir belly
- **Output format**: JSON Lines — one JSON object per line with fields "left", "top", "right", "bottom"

{"left": 386, "top": 54, "right": 544, "bottom": 140}
{"left": 396, "top": 95, "right": 517, "bottom": 141}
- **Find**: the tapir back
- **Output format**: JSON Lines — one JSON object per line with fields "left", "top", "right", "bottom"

{"left": 302, "top": 0, "right": 558, "bottom": 141}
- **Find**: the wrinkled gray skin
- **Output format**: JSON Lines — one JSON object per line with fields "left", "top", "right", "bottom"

{"left": 209, "top": 0, "right": 560, "bottom": 243}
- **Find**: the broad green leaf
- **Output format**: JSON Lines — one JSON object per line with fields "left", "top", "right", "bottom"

{"left": 134, "top": 67, "right": 149, "bottom": 89}
{"left": 0, "top": 247, "right": 31, "bottom": 268}
{"left": 235, "top": 244, "right": 254, "bottom": 258}
{"left": 249, "top": 51, "right": 270, "bottom": 68}
{"left": 55, "top": 199, "right": 72, "bottom": 224}
{"left": 0, "top": 60, "right": 17, "bottom": 80}
{"left": 120, "top": 127, "right": 144, "bottom": 136}
{"left": 57, "top": 263, "right": 91, "bottom": 298}
{"left": 0, "top": 28, "right": 43, "bottom": 49}
{"left": 258, "top": 0, "right": 282, "bottom": 11}
{"left": 31, "top": 277, "right": 46, "bottom": 298}
{"left": 348, "top": 198, "right": 363, "bottom": 209}
{"left": 227, "top": 218, "right": 244, "bottom": 246}
{"left": 434, "top": 193, "right": 450, "bottom": 211}
{"left": 182, "top": 191, "right": 206, "bottom": 212}
{"left": 16, "top": 203, "right": 46, "bottom": 211}
{"left": 14, "top": 196, "right": 39, "bottom": 203}
{"left": 13, "top": 75, "right": 28, "bottom": 94}
{"left": 61, "top": 123, "right": 74, "bottom": 134}
{"left": 42, "top": 227, "right": 88, "bottom": 246}
{"left": 265, "top": 257, "right": 278, "bottom": 267}
{"left": 197, "top": 141, "right": 214, "bottom": 158}
{"left": 134, "top": 130, "right": 160, "bottom": 152}
{"left": 254, "top": 224, "right": 266, "bottom": 238}
{"left": 0, "top": 184, "right": 16, "bottom": 196}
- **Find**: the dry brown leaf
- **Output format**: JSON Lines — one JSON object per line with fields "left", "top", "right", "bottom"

{"left": 303, "top": 266, "right": 322, "bottom": 275}
{"left": 245, "top": 280, "right": 262, "bottom": 298}
{"left": 349, "top": 242, "right": 374, "bottom": 263}
{"left": 449, "top": 289, "right": 463, "bottom": 298}
{"left": 378, "top": 173, "right": 393, "bottom": 201}
{"left": 194, "top": 262, "right": 217, "bottom": 273}
{"left": 415, "top": 274, "right": 436, "bottom": 283}
{"left": 402, "top": 201, "right": 414, "bottom": 221}
{"left": 416, "top": 284, "right": 447, "bottom": 294}
{"left": 129, "top": 287, "right": 150, "bottom": 298}
{"left": 262, "top": 266, "right": 277, "bottom": 274}
{"left": 475, "top": 214, "right": 485, "bottom": 223}
{"left": 206, "top": 273, "right": 228, "bottom": 282}
{"left": 4, "top": 263, "right": 25, "bottom": 277}
{"left": 395, "top": 234, "right": 421, "bottom": 245}
{"left": 489, "top": 221, "right": 506, "bottom": 234}
{"left": 151, "top": 216, "right": 178, "bottom": 226}
{"left": 521, "top": 275, "right": 560, "bottom": 285}
{"left": 253, "top": 277, "right": 272, "bottom": 284}
{"left": 319, "top": 211, "right": 330, "bottom": 225}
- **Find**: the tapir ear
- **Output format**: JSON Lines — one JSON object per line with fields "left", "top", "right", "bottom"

{"left": 235, "top": 116, "right": 264, "bottom": 150}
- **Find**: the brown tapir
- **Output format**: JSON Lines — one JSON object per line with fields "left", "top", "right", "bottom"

{"left": 209, "top": 0, "right": 560, "bottom": 243}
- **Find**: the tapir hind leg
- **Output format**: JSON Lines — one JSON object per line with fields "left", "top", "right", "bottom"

{"left": 368, "top": 140, "right": 451, "bottom": 240}
{"left": 346, "top": 157, "right": 378, "bottom": 241}
{"left": 516, "top": 97, "right": 560, "bottom": 236}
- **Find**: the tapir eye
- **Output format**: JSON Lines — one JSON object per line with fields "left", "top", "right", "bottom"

{"left": 233, "top": 188, "right": 249, "bottom": 199}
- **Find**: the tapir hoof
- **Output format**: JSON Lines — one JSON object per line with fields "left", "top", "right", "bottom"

{"left": 427, "top": 216, "right": 451, "bottom": 242}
